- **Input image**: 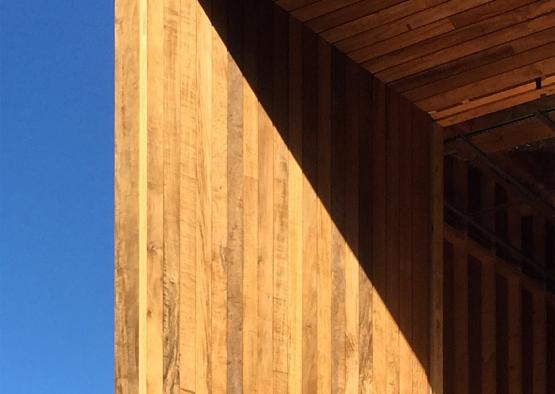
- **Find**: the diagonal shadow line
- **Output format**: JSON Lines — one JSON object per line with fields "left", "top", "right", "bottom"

{"left": 198, "top": 0, "right": 437, "bottom": 389}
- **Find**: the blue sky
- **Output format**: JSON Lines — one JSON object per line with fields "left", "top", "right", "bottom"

{"left": 0, "top": 1, "right": 113, "bottom": 392}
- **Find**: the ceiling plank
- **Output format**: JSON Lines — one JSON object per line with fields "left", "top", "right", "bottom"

{"left": 335, "top": 0, "right": 493, "bottom": 53}
{"left": 351, "top": 0, "right": 534, "bottom": 63}
{"left": 404, "top": 41, "right": 555, "bottom": 104}
{"left": 376, "top": 11, "right": 555, "bottom": 82}
{"left": 319, "top": 0, "right": 446, "bottom": 42}
{"left": 434, "top": 78, "right": 555, "bottom": 126}
{"left": 274, "top": 0, "right": 555, "bottom": 123}
{"left": 419, "top": 57, "right": 555, "bottom": 112}
{"left": 305, "top": 0, "right": 406, "bottom": 33}
{"left": 394, "top": 27, "right": 555, "bottom": 95}
{"left": 365, "top": 0, "right": 555, "bottom": 74}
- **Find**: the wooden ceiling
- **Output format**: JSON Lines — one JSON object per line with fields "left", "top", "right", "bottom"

{"left": 275, "top": 0, "right": 555, "bottom": 126}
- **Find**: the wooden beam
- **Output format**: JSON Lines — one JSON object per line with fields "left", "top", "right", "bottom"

{"left": 430, "top": 122, "right": 444, "bottom": 394}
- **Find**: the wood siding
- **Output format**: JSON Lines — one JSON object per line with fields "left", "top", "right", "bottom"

{"left": 443, "top": 156, "right": 555, "bottom": 394}
{"left": 444, "top": 226, "right": 555, "bottom": 394}
{"left": 115, "top": 0, "right": 443, "bottom": 393}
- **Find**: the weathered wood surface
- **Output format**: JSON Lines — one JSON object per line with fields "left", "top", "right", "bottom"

{"left": 115, "top": 0, "right": 443, "bottom": 393}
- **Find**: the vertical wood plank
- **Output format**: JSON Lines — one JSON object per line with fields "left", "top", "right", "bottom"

{"left": 398, "top": 96, "right": 413, "bottom": 394}
{"left": 411, "top": 108, "right": 431, "bottom": 394}
{"left": 196, "top": 2, "right": 213, "bottom": 392}
{"left": 179, "top": 1, "right": 198, "bottom": 392}
{"left": 226, "top": 0, "right": 244, "bottom": 391}
{"left": 163, "top": 0, "right": 182, "bottom": 391}
{"left": 452, "top": 160, "right": 468, "bottom": 394}
{"left": 430, "top": 122, "right": 444, "bottom": 394}
{"left": 317, "top": 37, "right": 332, "bottom": 394}
{"left": 385, "top": 88, "right": 400, "bottom": 394}
{"left": 331, "top": 47, "right": 347, "bottom": 394}
{"left": 242, "top": 28, "right": 259, "bottom": 394}
{"left": 257, "top": 3, "right": 274, "bottom": 392}
{"left": 468, "top": 257, "right": 482, "bottom": 394}
{"left": 507, "top": 276, "right": 522, "bottom": 394}
{"left": 273, "top": 6, "right": 290, "bottom": 393}
{"left": 287, "top": 17, "right": 303, "bottom": 394}
{"left": 506, "top": 192, "right": 522, "bottom": 394}
{"left": 496, "top": 273, "right": 509, "bottom": 394}
{"left": 345, "top": 60, "right": 360, "bottom": 394}
{"left": 443, "top": 242, "right": 455, "bottom": 394}
{"left": 481, "top": 255, "right": 496, "bottom": 394}
{"left": 452, "top": 246, "right": 468, "bottom": 394}
{"left": 210, "top": 1, "right": 228, "bottom": 391}
{"left": 532, "top": 216, "right": 546, "bottom": 394}
{"left": 358, "top": 73, "right": 373, "bottom": 394}
{"left": 372, "top": 77, "right": 387, "bottom": 394}
{"left": 115, "top": 0, "right": 141, "bottom": 391}
{"left": 301, "top": 25, "right": 319, "bottom": 394}
{"left": 480, "top": 177, "right": 496, "bottom": 394}
{"left": 146, "top": 0, "right": 165, "bottom": 391}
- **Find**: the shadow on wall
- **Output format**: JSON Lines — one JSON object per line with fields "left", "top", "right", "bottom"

{"left": 196, "top": 0, "right": 437, "bottom": 391}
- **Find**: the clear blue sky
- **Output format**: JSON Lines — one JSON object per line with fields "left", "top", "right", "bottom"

{"left": 0, "top": 1, "right": 113, "bottom": 392}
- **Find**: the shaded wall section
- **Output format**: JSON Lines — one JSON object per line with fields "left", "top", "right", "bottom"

{"left": 443, "top": 157, "right": 555, "bottom": 394}
{"left": 115, "top": 0, "right": 443, "bottom": 393}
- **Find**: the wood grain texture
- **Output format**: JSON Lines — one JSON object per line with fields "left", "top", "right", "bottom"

{"left": 162, "top": 1, "right": 182, "bottom": 392}
{"left": 115, "top": 0, "right": 141, "bottom": 392}
{"left": 385, "top": 88, "right": 400, "bottom": 394}
{"left": 316, "top": 37, "right": 331, "bottom": 394}
{"left": 371, "top": 77, "right": 388, "bottom": 394}
{"left": 274, "top": 0, "right": 555, "bottom": 123}
{"left": 330, "top": 46, "right": 347, "bottom": 394}
{"left": 146, "top": 0, "right": 165, "bottom": 392}
{"left": 344, "top": 60, "right": 360, "bottom": 394}
{"left": 399, "top": 96, "right": 414, "bottom": 394}
{"left": 179, "top": 1, "right": 198, "bottom": 391}
{"left": 115, "top": 1, "right": 443, "bottom": 393}
{"left": 210, "top": 2, "right": 229, "bottom": 392}
{"left": 287, "top": 17, "right": 303, "bottom": 394}
{"left": 273, "top": 8, "right": 290, "bottom": 394}
{"left": 430, "top": 123, "right": 444, "bottom": 394}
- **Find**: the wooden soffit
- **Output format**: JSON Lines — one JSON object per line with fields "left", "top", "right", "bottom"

{"left": 275, "top": 0, "right": 555, "bottom": 126}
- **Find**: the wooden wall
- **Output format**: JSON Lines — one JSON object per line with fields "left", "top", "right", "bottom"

{"left": 115, "top": 0, "right": 443, "bottom": 393}
{"left": 443, "top": 157, "right": 555, "bottom": 394}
